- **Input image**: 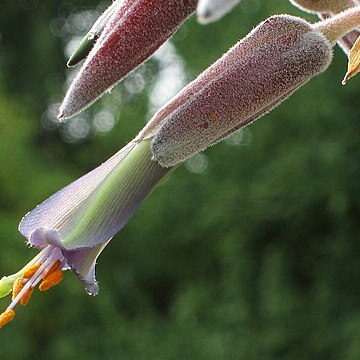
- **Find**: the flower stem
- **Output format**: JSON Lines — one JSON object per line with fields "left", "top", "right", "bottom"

{"left": 315, "top": 6, "right": 360, "bottom": 44}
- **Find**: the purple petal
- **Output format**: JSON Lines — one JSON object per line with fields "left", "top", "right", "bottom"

{"left": 27, "top": 227, "right": 109, "bottom": 295}
{"left": 62, "top": 240, "right": 111, "bottom": 295}
{"left": 57, "top": 141, "right": 169, "bottom": 250}
{"left": 28, "top": 227, "right": 63, "bottom": 249}
{"left": 19, "top": 141, "right": 136, "bottom": 241}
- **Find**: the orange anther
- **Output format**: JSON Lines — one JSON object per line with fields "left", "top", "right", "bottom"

{"left": 0, "top": 309, "right": 15, "bottom": 329}
{"left": 42, "top": 260, "right": 62, "bottom": 280}
{"left": 19, "top": 287, "right": 34, "bottom": 306}
{"left": 23, "top": 263, "right": 41, "bottom": 279}
{"left": 12, "top": 277, "right": 24, "bottom": 301}
{"left": 39, "top": 270, "right": 63, "bottom": 292}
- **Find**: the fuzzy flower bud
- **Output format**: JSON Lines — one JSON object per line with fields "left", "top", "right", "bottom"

{"left": 147, "top": 15, "right": 333, "bottom": 167}
{"left": 59, "top": 0, "right": 197, "bottom": 120}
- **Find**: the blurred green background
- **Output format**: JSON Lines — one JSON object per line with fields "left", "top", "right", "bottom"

{"left": 1, "top": 0, "right": 360, "bottom": 358}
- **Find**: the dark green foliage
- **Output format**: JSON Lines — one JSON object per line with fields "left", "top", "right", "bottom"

{"left": 0, "top": 0, "right": 359, "bottom": 358}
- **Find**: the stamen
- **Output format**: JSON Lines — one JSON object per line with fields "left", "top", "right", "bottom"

{"left": 0, "top": 309, "right": 15, "bottom": 329}
{"left": 42, "top": 260, "right": 61, "bottom": 280}
{"left": 12, "top": 276, "right": 35, "bottom": 305}
{"left": 12, "top": 277, "right": 24, "bottom": 301}
{"left": 6, "top": 246, "right": 63, "bottom": 310}
{"left": 39, "top": 270, "right": 63, "bottom": 292}
{"left": 19, "top": 288, "right": 34, "bottom": 306}
{"left": 1, "top": 245, "right": 65, "bottom": 329}
{"left": 23, "top": 264, "right": 41, "bottom": 279}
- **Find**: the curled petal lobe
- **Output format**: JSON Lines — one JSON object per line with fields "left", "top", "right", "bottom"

{"left": 62, "top": 240, "right": 111, "bottom": 295}
{"left": 343, "top": 34, "right": 360, "bottom": 82}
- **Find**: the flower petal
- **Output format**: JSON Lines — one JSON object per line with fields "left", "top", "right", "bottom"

{"left": 57, "top": 140, "right": 169, "bottom": 250}
{"left": 343, "top": 34, "right": 360, "bottom": 83}
{"left": 62, "top": 240, "right": 111, "bottom": 295}
{"left": 19, "top": 141, "right": 136, "bottom": 242}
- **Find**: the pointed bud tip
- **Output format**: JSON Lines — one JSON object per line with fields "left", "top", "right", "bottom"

{"left": 66, "top": 56, "right": 79, "bottom": 68}
{"left": 57, "top": 110, "right": 66, "bottom": 122}
{"left": 197, "top": 10, "right": 215, "bottom": 24}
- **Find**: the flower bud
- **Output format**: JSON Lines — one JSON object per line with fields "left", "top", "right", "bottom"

{"left": 197, "top": 0, "right": 241, "bottom": 24}
{"left": 149, "top": 15, "right": 333, "bottom": 167}
{"left": 59, "top": 0, "right": 197, "bottom": 120}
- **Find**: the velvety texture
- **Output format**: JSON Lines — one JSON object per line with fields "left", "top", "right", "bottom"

{"left": 59, "top": 0, "right": 197, "bottom": 119}
{"left": 150, "top": 15, "right": 333, "bottom": 167}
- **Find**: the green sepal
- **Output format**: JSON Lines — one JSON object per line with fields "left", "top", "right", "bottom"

{"left": 67, "top": 32, "right": 98, "bottom": 67}
{"left": 0, "top": 273, "right": 21, "bottom": 298}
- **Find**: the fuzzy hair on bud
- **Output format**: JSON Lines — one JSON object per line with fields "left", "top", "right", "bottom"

{"left": 59, "top": 0, "right": 197, "bottom": 120}
{"left": 150, "top": 15, "right": 333, "bottom": 168}
{"left": 197, "top": 0, "right": 242, "bottom": 24}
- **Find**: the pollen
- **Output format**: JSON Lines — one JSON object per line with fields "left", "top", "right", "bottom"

{"left": 12, "top": 277, "right": 24, "bottom": 301}
{"left": 39, "top": 270, "right": 63, "bottom": 292}
{"left": 0, "top": 245, "right": 65, "bottom": 330}
{"left": 0, "top": 309, "right": 15, "bottom": 329}
{"left": 23, "top": 263, "right": 41, "bottom": 279}
{"left": 42, "top": 260, "right": 61, "bottom": 280}
{"left": 19, "top": 287, "right": 34, "bottom": 306}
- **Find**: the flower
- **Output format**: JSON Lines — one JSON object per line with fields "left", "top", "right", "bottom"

{"left": 2, "top": 10, "right": 360, "bottom": 329}
{"left": 0, "top": 139, "right": 170, "bottom": 328}
{"left": 59, "top": 0, "right": 197, "bottom": 120}
{"left": 197, "top": 0, "right": 242, "bottom": 24}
